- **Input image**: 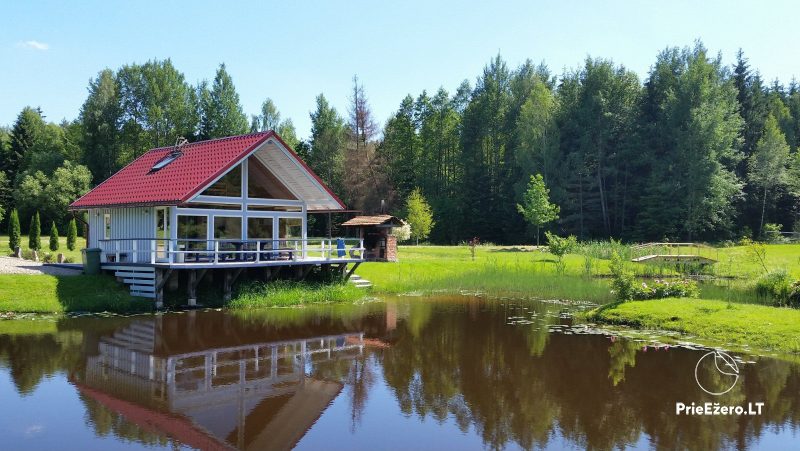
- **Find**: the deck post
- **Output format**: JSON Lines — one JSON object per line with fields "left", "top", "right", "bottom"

{"left": 187, "top": 269, "right": 208, "bottom": 307}
{"left": 154, "top": 269, "right": 164, "bottom": 309}
{"left": 224, "top": 269, "right": 233, "bottom": 301}
{"left": 188, "top": 270, "right": 197, "bottom": 306}
{"left": 153, "top": 269, "right": 172, "bottom": 309}
{"left": 222, "top": 267, "right": 245, "bottom": 301}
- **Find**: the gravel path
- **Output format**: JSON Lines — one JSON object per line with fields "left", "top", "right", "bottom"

{"left": 0, "top": 256, "right": 83, "bottom": 276}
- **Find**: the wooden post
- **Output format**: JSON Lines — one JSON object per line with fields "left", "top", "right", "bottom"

{"left": 154, "top": 269, "right": 172, "bottom": 310}
{"left": 187, "top": 270, "right": 197, "bottom": 306}
{"left": 223, "top": 268, "right": 244, "bottom": 302}
{"left": 154, "top": 269, "right": 164, "bottom": 309}
{"left": 224, "top": 269, "right": 233, "bottom": 301}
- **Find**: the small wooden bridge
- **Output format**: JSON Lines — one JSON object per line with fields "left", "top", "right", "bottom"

{"left": 631, "top": 243, "right": 717, "bottom": 266}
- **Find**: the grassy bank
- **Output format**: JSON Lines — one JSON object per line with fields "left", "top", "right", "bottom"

{"left": 585, "top": 298, "right": 800, "bottom": 353}
{"left": 228, "top": 280, "right": 366, "bottom": 309}
{"left": 358, "top": 245, "right": 614, "bottom": 302}
{"left": 0, "top": 274, "right": 147, "bottom": 313}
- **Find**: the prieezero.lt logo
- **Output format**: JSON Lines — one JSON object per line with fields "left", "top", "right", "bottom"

{"left": 694, "top": 350, "right": 739, "bottom": 395}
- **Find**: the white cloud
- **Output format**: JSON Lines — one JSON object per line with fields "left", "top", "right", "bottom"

{"left": 17, "top": 40, "right": 49, "bottom": 51}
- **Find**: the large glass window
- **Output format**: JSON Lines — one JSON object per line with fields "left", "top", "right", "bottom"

{"left": 177, "top": 215, "right": 208, "bottom": 255}
{"left": 202, "top": 165, "right": 241, "bottom": 197}
{"left": 247, "top": 218, "right": 273, "bottom": 240}
{"left": 279, "top": 218, "right": 302, "bottom": 239}
{"left": 247, "top": 156, "right": 296, "bottom": 199}
{"left": 213, "top": 216, "right": 242, "bottom": 240}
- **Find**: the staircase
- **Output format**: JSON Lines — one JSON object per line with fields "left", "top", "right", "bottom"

{"left": 103, "top": 264, "right": 156, "bottom": 299}
{"left": 349, "top": 274, "right": 372, "bottom": 289}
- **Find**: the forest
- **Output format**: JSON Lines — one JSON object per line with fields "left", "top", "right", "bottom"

{"left": 1, "top": 41, "right": 799, "bottom": 244}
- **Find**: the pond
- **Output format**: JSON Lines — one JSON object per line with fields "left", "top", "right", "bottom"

{"left": 0, "top": 295, "right": 798, "bottom": 450}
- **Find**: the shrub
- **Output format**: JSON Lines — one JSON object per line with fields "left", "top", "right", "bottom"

{"left": 8, "top": 209, "right": 20, "bottom": 251}
{"left": 66, "top": 218, "right": 78, "bottom": 251}
{"left": 610, "top": 250, "right": 635, "bottom": 301}
{"left": 29, "top": 212, "right": 41, "bottom": 251}
{"left": 630, "top": 279, "right": 699, "bottom": 300}
{"left": 789, "top": 280, "right": 800, "bottom": 308}
{"left": 20, "top": 249, "right": 37, "bottom": 260}
{"left": 754, "top": 269, "right": 792, "bottom": 305}
{"left": 64, "top": 256, "right": 75, "bottom": 264}
{"left": 41, "top": 252, "right": 54, "bottom": 263}
{"left": 762, "top": 223, "right": 783, "bottom": 243}
{"left": 49, "top": 221, "right": 59, "bottom": 251}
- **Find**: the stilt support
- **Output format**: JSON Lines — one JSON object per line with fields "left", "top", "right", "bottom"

{"left": 223, "top": 268, "right": 245, "bottom": 302}
{"left": 344, "top": 262, "right": 361, "bottom": 281}
{"left": 187, "top": 269, "right": 208, "bottom": 307}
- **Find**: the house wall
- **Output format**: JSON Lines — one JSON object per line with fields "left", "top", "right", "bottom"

{"left": 88, "top": 207, "right": 156, "bottom": 263}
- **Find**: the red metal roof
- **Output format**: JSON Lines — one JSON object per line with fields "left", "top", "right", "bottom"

{"left": 69, "top": 131, "right": 345, "bottom": 210}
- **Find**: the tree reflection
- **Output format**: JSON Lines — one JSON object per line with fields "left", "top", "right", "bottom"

{"left": 379, "top": 299, "right": 800, "bottom": 450}
{"left": 1, "top": 299, "right": 800, "bottom": 451}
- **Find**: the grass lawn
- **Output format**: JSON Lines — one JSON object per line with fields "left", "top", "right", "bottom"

{"left": 0, "top": 234, "right": 87, "bottom": 262}
{"left": 585, "top": 298, "right": 800, "bottom": 354}
{"left": 0, "top": 274, "right": 148, "bottom": 313}
{"left": 357, "top": 243, "right": 800, "bottom": 300}
{"left": 715, "top": 244, "right": 800, "bottom": 279}
{"left": 358, "top": 245, "right": 614, "bottom": 302}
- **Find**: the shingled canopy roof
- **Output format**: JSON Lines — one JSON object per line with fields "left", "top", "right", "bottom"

{"left": 341, "top": 215, "right": 406, "bottom": 227}
{"left": 69, "top": 131, "right": 345, "bottom": 211}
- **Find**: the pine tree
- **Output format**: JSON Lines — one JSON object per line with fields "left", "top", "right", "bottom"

{"left": 308, "top": 94, "right": 347, "bottom": 195}
{"left": 80, "top": 69, "right": 122, "bottom": 183}
{"left": 8, "top": 209, "right": 20, "bottom": 251}
{"left": 198, "top": 64, "right": 249, "bottom": 139}
{"left": 4, "top": 107, "right": 45, "bottom": 179}
{"left": 29, "top": 212, "right": 41, "bottom": 251}
{"left": 749, "top": 114, "right": 790, "bottom": 236}
{"left": 49, "top": 221, "right": 59, "bottom": 251}
{"left": 66, "top": 218, "right": 78, "bottom": 251}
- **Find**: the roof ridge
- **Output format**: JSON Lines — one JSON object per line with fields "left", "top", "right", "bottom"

{"left": 147, "top": 131, "right": 273, "bottom": 153}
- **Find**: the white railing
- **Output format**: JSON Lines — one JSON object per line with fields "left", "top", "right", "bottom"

{"left": 97, "top": 237, "right": 365, "bottom": 265}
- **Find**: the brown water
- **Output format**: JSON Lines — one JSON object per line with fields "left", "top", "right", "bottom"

{"left": 0, "top": 296, "right": 799, "bottom": 451}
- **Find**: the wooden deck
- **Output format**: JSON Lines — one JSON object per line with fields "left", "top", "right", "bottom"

{"left": 631, "top": 254, "right": 717, "bottom": 265}
{"left": 630, "top": 242, "right": 718, "bottom": 266}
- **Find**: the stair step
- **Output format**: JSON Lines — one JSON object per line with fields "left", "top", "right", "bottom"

{"left": 131, "top": 291, "right": 156, "bottom": 299}
{"left": 130, "top": 285, "right": 156, "bottom": 292}
{"left": 116, "top": 271, "right": 156, "bottom": 279}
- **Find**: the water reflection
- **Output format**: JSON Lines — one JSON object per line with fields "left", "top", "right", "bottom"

{"left": 0, "top": 297, "right": 799, "bottom": 450}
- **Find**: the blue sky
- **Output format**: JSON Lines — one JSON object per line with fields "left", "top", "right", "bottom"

{"left": 3, "top": 0, "right": 799, "bottom": 139}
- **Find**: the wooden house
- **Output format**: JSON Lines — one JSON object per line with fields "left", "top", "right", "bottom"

{"left": 69, "top": 132, "right": 364, "bottom": 305}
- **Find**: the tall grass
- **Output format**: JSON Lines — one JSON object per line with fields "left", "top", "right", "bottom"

{"left": 228, "top": 280, "right": 366, "bottom": 309}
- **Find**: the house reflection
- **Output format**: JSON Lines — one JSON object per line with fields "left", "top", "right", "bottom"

{"left": 73, "top": 315, "right": 366, "bottom": 451}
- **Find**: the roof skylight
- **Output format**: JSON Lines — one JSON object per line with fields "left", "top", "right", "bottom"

{"left": 150, "top": 137, "right": 187, "bottom": 172}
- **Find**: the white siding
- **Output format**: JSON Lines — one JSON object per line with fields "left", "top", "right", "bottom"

{"left": 89, "top": 207, "right": 156, "bottom": 263}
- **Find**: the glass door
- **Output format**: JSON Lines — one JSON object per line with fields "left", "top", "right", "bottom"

{"left": 155, "top": 207, "right": 170, "bottom": 261}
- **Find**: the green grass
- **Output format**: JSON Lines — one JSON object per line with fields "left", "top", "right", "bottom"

{"left": 227, "top": 280, "right": 367, "bottom": 309}
{"left": 358, "top": 245, "right": 613, "bottom": 302}
{"left": 357, "top": 244, "right": 800, "bottom": 304}
{"left": 0, "top": 274, "right": 148, "bottom": 313}
{"left": 0, "top": 234, "right": 86, "bottom": 262}
{"left": 585, "top": 298, "right": 800, "bottom": 354}
{"left": 0, "top": 318, "right": 58, "bottom": 335}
